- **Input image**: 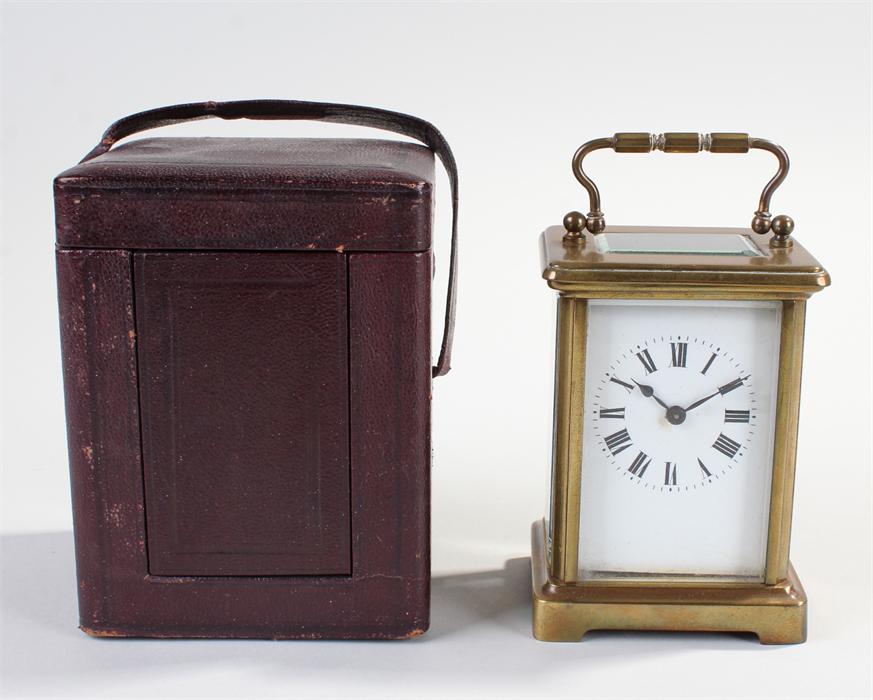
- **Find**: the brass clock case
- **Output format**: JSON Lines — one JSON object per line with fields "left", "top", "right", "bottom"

{"left": 536, "top": 224, "right": 829, "bottom": 644}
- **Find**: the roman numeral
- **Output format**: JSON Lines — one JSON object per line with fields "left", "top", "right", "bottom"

{"left": 701, "top": 352, "right": 717, "bottom": 375}
{"left": 636, "top": 349, "right": 657, "bottom": 374}
{"left": 609, "top": 376, "right": 635, "bottom": 392}
{"left": 698, "top": 458, "right": 712, "bottom": 477}
{"left": 718, "top": 376, "right": 747, "bottom": 395}
{"left": 670, "top": 342, "right": 688, "bottom": 368}
{"left": 664, "top": 462, "right": 677, "bottom": 486}
{"left": 599, "top": 407, "right": 625, "bottom": 419}
{"left": 628, "top": 451, "right": 651, "bottom": 477}
{"left": 604, "top": 428, "right": 632, "bottom": 455}
{"left": 712, "top": 433, "right": 741, "bottom": 458}
{"left": 725, "top": 409, "right": 751, "bottom": 423}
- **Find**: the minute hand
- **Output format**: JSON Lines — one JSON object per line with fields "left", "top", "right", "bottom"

{"left": 685, "top": 391, "right": 720, "bottom": 412}
{"left": 685, "top": 376, "right": 748, "bottom": 412}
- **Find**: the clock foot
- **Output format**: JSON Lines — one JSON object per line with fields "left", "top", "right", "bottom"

{"left": 531, "top": 520, "right": 807, "bottom": 644}
{"left": 754, "top": 611, "right": 807, "bottom": 645}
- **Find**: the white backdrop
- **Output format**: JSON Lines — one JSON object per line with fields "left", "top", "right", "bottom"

{"left": 1, "top": 2, "right": 870, "bottom": 698}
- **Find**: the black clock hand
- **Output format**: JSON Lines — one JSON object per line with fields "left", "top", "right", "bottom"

{"left": 633, "top": 380, "right": 670, "bottom": 410}
{"left": 685, "top": 391, "right": 720, "bottom": 412}
{"left": 685, "top": 376, "right": 749, "bottom": 412}
{"left": 635, "top": 379, "right": 689, "bottom": 426}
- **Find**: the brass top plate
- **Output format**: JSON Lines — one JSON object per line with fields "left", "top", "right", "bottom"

{"left": 541, "top": 225, "right": 829, "bottom": 296}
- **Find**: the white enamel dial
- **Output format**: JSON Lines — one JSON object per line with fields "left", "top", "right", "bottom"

{"left": 591, "top": 336, "right": 755, "bottom": 492}
{"left": 578, "top": 299, "right": 782, "bottom": 581}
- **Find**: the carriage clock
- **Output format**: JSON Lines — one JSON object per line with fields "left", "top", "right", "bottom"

{"left": 533, "top": 132, "right": 830, "bottom": 644}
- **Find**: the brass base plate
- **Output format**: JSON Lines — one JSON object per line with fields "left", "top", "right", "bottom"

{"left": 531, "top": 520, "right": 807, "bottom": 644}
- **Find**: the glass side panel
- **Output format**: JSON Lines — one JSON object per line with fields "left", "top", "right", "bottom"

{"left": 594, "top": 232, "right": 764, "bottom": 257}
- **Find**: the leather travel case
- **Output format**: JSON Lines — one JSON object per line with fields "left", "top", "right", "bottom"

{"left": 54, "top": 100, "right": 458, "bottom": 639}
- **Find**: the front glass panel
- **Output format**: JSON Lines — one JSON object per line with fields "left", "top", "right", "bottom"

{"left": 578, "top": 299, "right": 782, "bottom": 582}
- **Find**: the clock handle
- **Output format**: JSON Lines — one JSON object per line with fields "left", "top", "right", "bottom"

{"left": 563, "top": 133, "right": 794, "bottom": 248}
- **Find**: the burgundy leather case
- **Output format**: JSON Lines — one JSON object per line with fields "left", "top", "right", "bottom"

{"left": 54, "top": 101, "right": 458, "bottom": 639}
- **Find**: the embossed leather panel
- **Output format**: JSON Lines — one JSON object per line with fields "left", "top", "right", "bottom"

{"left": 134, "top": 252, "right": 350, "bottom": 576}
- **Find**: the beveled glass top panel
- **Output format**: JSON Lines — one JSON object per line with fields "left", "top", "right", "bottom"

{"left": 593, "top": 232, "right": 764, "bottom": 257}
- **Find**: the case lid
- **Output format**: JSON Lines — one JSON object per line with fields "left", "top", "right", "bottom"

{"left": 541, "top": 225, "right": 830, "bottom": 298}
{"left": 54, "top": 137, "right": 435, "bottom": 252}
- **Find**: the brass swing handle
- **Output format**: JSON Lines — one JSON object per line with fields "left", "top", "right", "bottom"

{"left": 564, "top": 133, "right": 794, "bottom": 247}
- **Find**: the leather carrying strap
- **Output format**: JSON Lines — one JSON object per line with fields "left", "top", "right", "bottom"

{"left": 81, "top": 100, "right": 458, "bottom": 378}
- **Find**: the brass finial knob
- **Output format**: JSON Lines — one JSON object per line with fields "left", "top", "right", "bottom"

{"left": 563, "top": 210, "right": 587, "bottom": 243}
{"left": 771, "top": 214, "right": 794, "bottom": 237}
{"left": 769, "top": 214, "right": 795, "bottom": 248}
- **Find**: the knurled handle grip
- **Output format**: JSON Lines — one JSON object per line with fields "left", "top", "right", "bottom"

{"left": 562, "top": 132, "right": 794, "bottom": 248}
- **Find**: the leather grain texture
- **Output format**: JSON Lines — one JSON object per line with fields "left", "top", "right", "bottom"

{"left": 56, "top": 249, "right": 146, "bottom": 630}
{"left": 135, "top": 252, "right": 350, "bottom": 577}
{"left": 349, "top": 252, "right": 431, "bottom": 586}
{"left": 55, "top": 138, "right": 434, "bottom": 252}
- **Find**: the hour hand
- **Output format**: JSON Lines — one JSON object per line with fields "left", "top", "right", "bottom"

{"left": 633, "top": 380, "right": 669, "bottom": 410}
